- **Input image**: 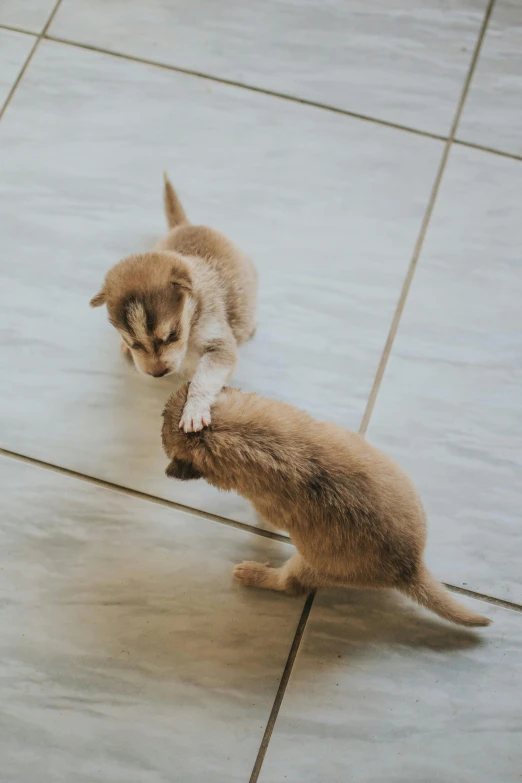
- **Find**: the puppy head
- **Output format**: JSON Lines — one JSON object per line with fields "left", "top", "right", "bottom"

{"left": 162, "top": 385, "right": 203, "bottom": 480}
{"left": 90, "top": 251, "right": 196, "bottom": 378}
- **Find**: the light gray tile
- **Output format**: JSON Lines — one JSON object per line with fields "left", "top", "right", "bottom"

{"left": 0, "top": 0, "right": 56, "bottom": 33}
{"left": 458, "top": 0, "right": 522, "bottom": 157}
{"left": 366, "top": 145, "right": 522, "bottom": 603}
{"left": 49, "top": 0, "right": 488, "bottom": 136}
{"left": 0, "top": 455, "right": 302, "bottom": 783}
{"left": 0, "top": 40, "right": 442, "bottom": 525}
{"left": 0, "top": 28, "right": 35, "bottom": 106}
{"left": 259, "top": 588, "right": 520, "bottom": 783}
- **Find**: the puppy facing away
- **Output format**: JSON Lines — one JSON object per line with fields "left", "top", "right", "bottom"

{"left": 162, "top": 386, "right": 491, "bottom": 628}
{"left": 90, "top": 175, "right": 258, "bottom": 432}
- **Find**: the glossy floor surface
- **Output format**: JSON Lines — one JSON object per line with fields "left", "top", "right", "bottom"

{"left": 0, "top": 1, "right": 521, "bottom": 781}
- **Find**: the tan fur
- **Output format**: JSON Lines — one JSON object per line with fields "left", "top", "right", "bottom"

{"left": 163, "top": 171, "right": 188, "bottom": 228}
{"left": 162, "top": 387, "right": 491, "bottom": 628}
{"left": 90, "top": 175, "right": 258, "bottom": 430}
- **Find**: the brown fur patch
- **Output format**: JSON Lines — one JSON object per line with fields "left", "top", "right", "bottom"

{"left": 165, "top": 458, "right": 202, "bottom": 481}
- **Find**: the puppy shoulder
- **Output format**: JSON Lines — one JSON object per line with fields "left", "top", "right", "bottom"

{"left": 191, "top": 304, "right": 235, "bottom": 347}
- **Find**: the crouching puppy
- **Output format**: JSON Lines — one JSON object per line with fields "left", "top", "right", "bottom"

{"left": 90, "top": 175, "right": 258, "bottom": 432}
{"left": 162, "top": 386, "right": 490, "bottom": 628}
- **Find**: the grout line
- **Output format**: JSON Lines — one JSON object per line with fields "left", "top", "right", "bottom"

{"left": 358, "top": 0, "right": 497, "bottom": 438}
{"left": 0, "top": 36, "right": 39, "bottom": 120}
{"left": 1, "top": 24, "right": 518, "bottom": 164}
{"left": 453, "top": 136, "right": 522, "bottom": 163}
{"left": 0, "top": 22, "right": 37, "bottom": 36}
{"left": 44, "top": 34, "right": 449, "bottom": 142}
{"left": 445, "top": 583, "right": 522, "bottom": 615}
{"left": 0, "top": 0, "right": 64, "bottom": 122}
{"left": 249, "top": 591, "right": 315, "bottom": 783}
{"left": 0, "top": 447, "right": 288, "bottom": 544}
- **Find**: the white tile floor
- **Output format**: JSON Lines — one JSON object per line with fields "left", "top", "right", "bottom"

{"left": 0, "top": 1, "right": 521, "bottom": 781}
{"left": 0, "top": 28, "right": 35, "bottom": 104}
{"left": 0, "top": 0, "right": 55, "bottom": 34}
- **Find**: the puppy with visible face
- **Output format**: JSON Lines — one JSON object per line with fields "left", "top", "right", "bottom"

{"left": 91, "top": 175, "right": 257, "bottom": 431}
{"left": 162, "top": 386, "right": 491, "bottom": 628}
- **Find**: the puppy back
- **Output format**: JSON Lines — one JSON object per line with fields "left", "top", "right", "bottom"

{"left": 164, "top": 387, "right": 424, "bottom": 550}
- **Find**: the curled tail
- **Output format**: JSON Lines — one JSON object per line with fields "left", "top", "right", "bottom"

{"left": 163, "top": 172, "right": 189, "bottom": 228}
{"left": 401, "top": 565, "right": 491, "bottom": 627}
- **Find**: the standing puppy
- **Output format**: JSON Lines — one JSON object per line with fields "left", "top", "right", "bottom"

{"left": 90, "top": 176, "right": 258, "bottom": 432}
{"left": 162, "top": 386, "right": 490, "bottom": 628}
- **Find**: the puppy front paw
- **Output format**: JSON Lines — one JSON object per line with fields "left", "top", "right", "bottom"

{"left": 179, "top": 401, "right": 211, "bottom": 433}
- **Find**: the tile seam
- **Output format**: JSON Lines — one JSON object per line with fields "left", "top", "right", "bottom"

{"left": 358, "top": 0, "right": 498, "bottom": 437}
{"left": 1, "top": 24, "right": 519, "bottom": 161}
{"left": 37, "top": 32, "right": 446, "bottom": 142}
{"left": 0, "top": 447, "right": 288, "bottom": 544}
{"left": 0, "top": 22, "right": 38, "bottom": 36}
{"left": 444, "top": 583, "right": 522, "bottom": 615}
{"left": 0, "top": 0, "right": 63, "bottom": 121}
{"left": 248, "top": 592, "right": 315, "bottom": 783}
{"left": 453, "top": 136, "right": 522, "bottom": 163}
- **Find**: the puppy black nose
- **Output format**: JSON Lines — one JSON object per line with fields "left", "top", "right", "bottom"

{"left": 151, "top": 368, "right": 168, "bottom": 378}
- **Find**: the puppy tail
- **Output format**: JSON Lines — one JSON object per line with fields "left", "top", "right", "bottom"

{"left": 401, "top": 565, "right": 491, "bottom": 627}
{"left": 163, "top": 172, "right": 189, "bottom": 228}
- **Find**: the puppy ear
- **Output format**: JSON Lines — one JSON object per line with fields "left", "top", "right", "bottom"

{"left": 171, "top": 268, "right": 192, "bottom": 294}
{"left": 90, "top": 289, "right": 106, "bottom": 308}
{"left": 165, "top": 458, "right": 202, "bottom": 481}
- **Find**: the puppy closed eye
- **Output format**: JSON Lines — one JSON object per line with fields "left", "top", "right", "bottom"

{"left": 132, "top": 341, "right": 145, "bottom": 351}
{"left": 166, "top": 331, "right": 179, "bottom": 344}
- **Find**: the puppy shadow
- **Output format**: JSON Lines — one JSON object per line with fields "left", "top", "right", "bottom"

{"left": 296, "top": 585, "right": 487, "bottom": 673}
{"left": 59, "top": 534, "right": 300, "bottom": 697}
{"left": 60, "top": 518, "right": 486, "bottom": 708}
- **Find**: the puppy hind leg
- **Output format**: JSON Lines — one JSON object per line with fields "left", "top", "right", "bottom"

{"left": 233, "top": 553, "right": 317, "bottom": 596}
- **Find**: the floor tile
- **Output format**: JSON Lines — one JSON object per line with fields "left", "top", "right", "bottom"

{"left": 0, "top": 28, "right": 35, "bottom": 107}
{"left": 49, "top": 0, "right": 488, "bottom": 136}
{"left": 458, "top": 0, "right": 522, "bottom": 157}
{"left": 0, "top": 0, "right": 56, "bottom": 33}
{"left": 258, "top": 588, "right": 521, "bottom": 783}
{"left": 0, "top": 455, "right": 303, "bottom": 783}
{"left": 0, "top": 40, "right": 442, "bottom": 526}
{"left": 366, "top": 145, "right": 522, "bottom": 603}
